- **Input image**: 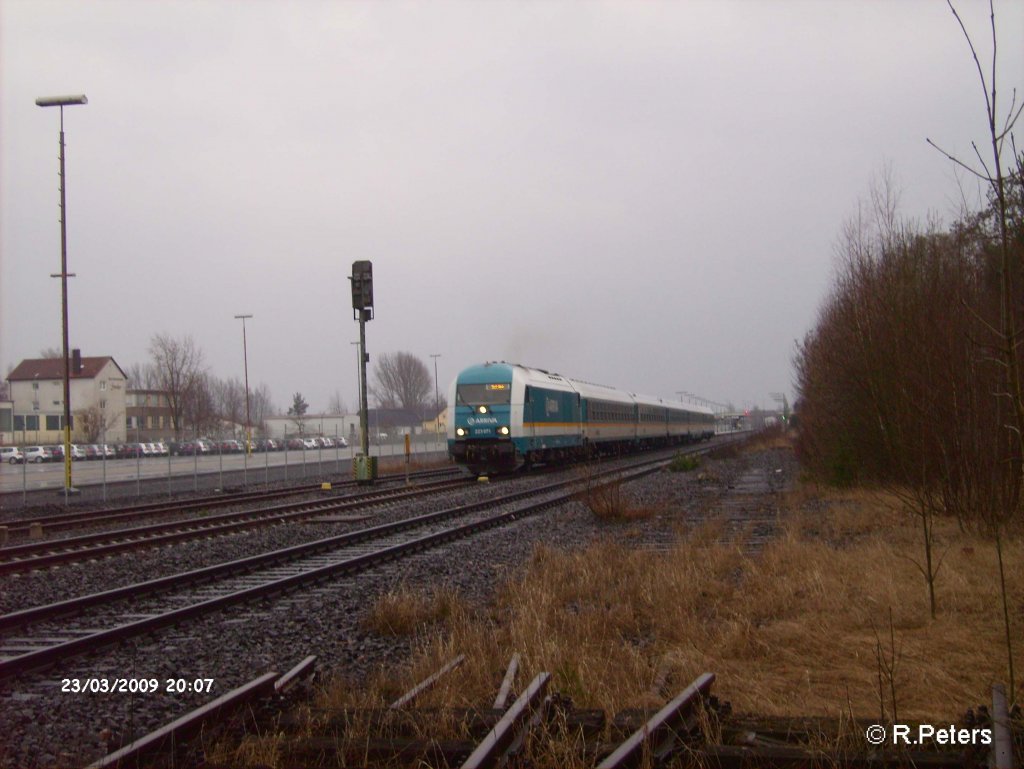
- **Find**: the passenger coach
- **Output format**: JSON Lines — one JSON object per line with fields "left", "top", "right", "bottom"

{"left": 448, "top": 362, "right": 714, "bottom": 475}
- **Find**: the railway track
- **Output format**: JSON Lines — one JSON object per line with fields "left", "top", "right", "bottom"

{"left": 0, "top": 466, "right": 459, "bottom": 538}
{"left": 85, "top": 659, "right": 1000, "bottom": 769}
{"left": 0, "top": 450, "right": 692, "bottom": 682}
{"left": 0, "top": 474, "right": 471, "bottom": 575}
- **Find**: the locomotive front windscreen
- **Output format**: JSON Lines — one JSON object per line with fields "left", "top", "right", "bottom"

{"left": 457, "top": 383, "right": 512, "bottom": 406}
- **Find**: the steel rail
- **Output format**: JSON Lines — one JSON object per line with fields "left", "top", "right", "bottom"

{"left": 0, "top": 453, "right": 681, "bottom": 680}
{"left": 0, "top": 477, "right": 471, "bottom": 574}
{"left": 0, "top": 466, "right": 459, "bottom": 537}
{"left": 0, "top": 450, "right": 688, "bottom": 634}
{"left": 597, "top": 672, "right": 715, "bottom": 769}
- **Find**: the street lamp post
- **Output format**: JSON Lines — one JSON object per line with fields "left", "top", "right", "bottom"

{"left": 37, "top": 94, "right": 87, "bottom": 504}
{"left": 430, "top": 353, "right": 442, "bottom": 446}
{"left": 235, "top": 314, "right": 253, "bottom": 487}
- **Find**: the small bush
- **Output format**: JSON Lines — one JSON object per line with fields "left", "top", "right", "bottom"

{"left": 668, "top": 453, "right": 701, "bottom": 472}
{"left": 577, "top": 477, "right": 657, "bottom": 521}
{"left": 362, "top": 583, "right": 463, "bottom": 636}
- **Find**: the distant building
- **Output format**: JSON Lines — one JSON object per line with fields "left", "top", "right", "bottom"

{"left": 264, "top": 408, "right": 429, "bottom": 442}
{"left": 0, "top": 398, "right": 13, "bottom": 446}
{"left": 421, "top": 405, "right": 448, "bottom": 435}
{"left": 6, "top": 354, "right": 128, "bottom": 444}
{"left": 125, "top": 389, "right": 175, "bottom": 442}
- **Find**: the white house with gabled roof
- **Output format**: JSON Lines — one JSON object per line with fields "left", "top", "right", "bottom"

{"left": 6, "top": 353, "right": 127, "bottom": 444}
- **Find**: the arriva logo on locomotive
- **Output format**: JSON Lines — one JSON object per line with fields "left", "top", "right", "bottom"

{"left": 466, "top": 417, "right": 499, "bottom": 425}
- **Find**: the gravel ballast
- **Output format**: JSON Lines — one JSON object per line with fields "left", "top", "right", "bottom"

{"left": 0, "top": 443, "right": 795, "bottom": 769}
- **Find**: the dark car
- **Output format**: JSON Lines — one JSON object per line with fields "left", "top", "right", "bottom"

{"left": 286, "top": 438, "right": 305, "bottom": 450}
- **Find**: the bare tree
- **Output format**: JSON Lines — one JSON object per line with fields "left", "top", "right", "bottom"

{"left": 38, "top": 347, "right": 62, "bottom": 359}
{"left": 74, "top": 404, "right": 123, "bottom": 443}
{"left": 125, "top": 362, "right": 158, "bottom": 390}
{"left": 250, "top": 382, "right": 274, "bottom": 435}
{"left": 371, "top": 352, "right": 431, "bottom": 412}
{"left": 183, "top": 372, "right": 219, "bottom": 437}
{"left": 149, "top": 333, "right": 205, "bottom": 440}
{"left": 926, "top": 0, "right": 1023, "bottom": 702}
{"left": 327, "top": 390, "right": 347, "bottom": 415}
{"left": 212, "top": 377, "right": 246, "bottom": 428}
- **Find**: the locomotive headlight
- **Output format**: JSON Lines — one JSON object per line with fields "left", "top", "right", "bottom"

{"left": 477, "top": 405, "right": 489, "bottom": 415}
{"left": 455, "top": 427, "right": 467, "bottom": 437}
{"left": 498, "top": 426, "right": 510, "bottom": 436}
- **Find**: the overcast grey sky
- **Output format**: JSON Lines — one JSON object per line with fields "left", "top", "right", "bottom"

{"left": 2, "top": 0, "right": 1022, "bottom": 415}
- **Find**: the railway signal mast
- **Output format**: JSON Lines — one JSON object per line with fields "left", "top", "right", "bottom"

{"left": 350, "top": 261, "right": 377, "bottom": 483}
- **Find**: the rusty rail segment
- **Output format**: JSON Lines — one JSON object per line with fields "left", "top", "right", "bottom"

{"left": 597, "top": 672, "right": 715, "bottom": 769}
{"left": 492, "top": 653, "right": 521, "bottom": 711}
{"left": 389, "top": 655, "right": 467, "bottom": 710}
{"left": 84, "top": 671, "right": 279, "bottom": 769}
{"left": 460, "top": 672, "right": 552, "bottom": 769}
{"left": 274, "top": 654, "right": 318, "bottom": 695}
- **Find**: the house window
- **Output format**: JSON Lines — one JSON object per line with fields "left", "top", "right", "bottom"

{"left": 25, "top": 415, "right": 39, "bottom": 431}
{"left": 100, "top": 381, "right": 107, "bottom": 391}
{"left": 14, "top": 415, "right": 24, "bottom": 430}
{"left": 46, "top": 415, "right": 61, "bottom": 431}
{"left": 32, "top": 382, "right": 39, "bottom": 390}
{"left": 100, "top": 399, "right": 106, "bottom": 410}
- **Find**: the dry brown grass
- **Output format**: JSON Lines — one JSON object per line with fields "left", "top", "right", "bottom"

{"left": 376, "top": 455, "right": 453, "bottom": 474}
{"left": 351, "top": 482, "right": 1022, "bottom": 724}
{"left": 361, "top": 582, "right": 465, "bottom": 637}
{"left": 216, "top": 474, "right": 1022, "bottom": 767}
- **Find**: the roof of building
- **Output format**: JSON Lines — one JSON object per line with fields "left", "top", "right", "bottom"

{"left": 7, "top": 356, "right": 127, "bottom": 382}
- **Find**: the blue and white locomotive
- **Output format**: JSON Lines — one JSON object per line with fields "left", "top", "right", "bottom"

{"left": 447, "top": 362, "right": 715, "bottom": 475}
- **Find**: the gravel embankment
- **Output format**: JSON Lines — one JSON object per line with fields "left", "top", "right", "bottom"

{"left": 0, "top": 444, "right": 796, "bottom": 769}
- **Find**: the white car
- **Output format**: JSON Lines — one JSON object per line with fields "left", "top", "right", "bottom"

{"left": 1, "top": 447, "right": 24, "bottom": 464}
{"left": 23, "top": 446, "right": 51, "bottom": 463}
{"left": 302, "top": 438, "right": 318, "bottom": 449}
{"left": 68, "top": 444, "right": 86, "bottom": 461}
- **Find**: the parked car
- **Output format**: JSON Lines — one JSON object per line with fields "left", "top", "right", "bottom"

{"left": 48, "top": 445, "right": 65, "bottom": 461}
{"left": 256, "top": 438, "right": 278, "bottom": 452}
{"left": 24, "top": 446, "right": 51, "bottom": 463}
{"left": 99, "top": 444, "right": 116, "bottom": 459}
{"left": 68, "top": 444, "right": 86, "bottom": 461}
{"left": 301, "top": 438, "right": 318, "bottom": 450}
{"left": 286, "top": 438, "right": 305, "bottom": 450}
{"left": 83, "top": 444, "right": 101, "bottom": 460}
{"left": 1, "top": 447, "right": 24, "bottom": 464}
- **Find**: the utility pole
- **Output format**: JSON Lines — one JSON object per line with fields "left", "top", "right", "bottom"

{"left": 430, "top": 353, "right": 442, "bottom": 440}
